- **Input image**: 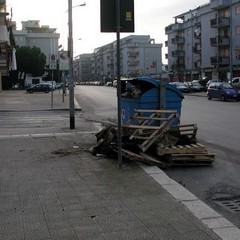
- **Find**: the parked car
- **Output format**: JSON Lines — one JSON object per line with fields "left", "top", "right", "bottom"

{"left": 113, "top": 80, "right": 117, "bottom": 88}
{"left": 26, "top": 83, "right": 51, "bottom": 93}
{"left": 207, "top": 82, "right": 239, "bottom": 101}
{"left": 206, "top": 79, "right": 222, "bottom": 88}
{"left": 184, "top": 81, "right": 206, "bottom": 92}
{"left": 55, "top": 82, "right": 63, "bottom": 89}
{"left": 228, "top": 77, "right": 240, "bottom": 89}
{"left": 169, "top": 82, "right": 190, "bottom": 93}
{"left": 105, "top": 82, "right": 113, "bottom": 87}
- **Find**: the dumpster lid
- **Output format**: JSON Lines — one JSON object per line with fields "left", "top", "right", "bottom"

{"left": 121, "top": 76, "right": 159, "bottom": 88}
{"left": 121, "top": 76, "right": 184, "bottom": 98}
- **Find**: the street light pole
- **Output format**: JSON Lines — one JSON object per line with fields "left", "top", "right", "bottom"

{"left": 68, "top": 0, "right": 86, "bottom": 129}
{"left": 68, "top": 0, "right": 75, "bottom": 129}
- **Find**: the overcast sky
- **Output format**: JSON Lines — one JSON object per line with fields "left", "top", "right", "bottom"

{"left": 7, "top": 0, "right": 208, "bottom": 57}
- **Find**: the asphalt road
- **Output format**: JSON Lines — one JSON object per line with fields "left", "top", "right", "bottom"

{"left": 75, "top": 85, "right": 240, "bottom": 228}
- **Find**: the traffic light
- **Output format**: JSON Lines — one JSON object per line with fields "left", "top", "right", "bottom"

{"left": 100, "top": 0, "right": 134, "bottom": 32}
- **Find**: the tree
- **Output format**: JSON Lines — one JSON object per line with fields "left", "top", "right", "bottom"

{"left": 16, "top": 46, "right": 47, "bottom": 82}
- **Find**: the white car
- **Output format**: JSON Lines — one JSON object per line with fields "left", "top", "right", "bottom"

{"left": 206, "top": 79, "right": 222, "bottom": 88}
{"left": 229, "top": 77, "right": 240, "bottom": 89}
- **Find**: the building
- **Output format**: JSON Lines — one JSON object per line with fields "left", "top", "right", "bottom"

{"left": 13, "top": 20, "right": 60, "bottom": 67}
{"left": 73, "top": 53, "right": 92, "bottom": 83}
{"left": 165, "top": 0, "right": 240, "bottom": 82}
{"left": 0, "top": 0, "right": 12, "bottom": 90}
{"left": 74, "top": 35, "right": 163, "bottom": 83}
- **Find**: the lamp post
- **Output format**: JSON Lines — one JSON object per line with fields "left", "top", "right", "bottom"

{"left": 68, "top": 0, "right": 86, "bottom": 129}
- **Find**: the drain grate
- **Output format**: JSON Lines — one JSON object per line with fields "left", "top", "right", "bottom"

{"left": 213, "top": 198, "right": 240, "bottom": 214}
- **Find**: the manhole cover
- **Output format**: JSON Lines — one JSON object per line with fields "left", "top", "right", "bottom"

{"left": 213, "top": 198, "right": 240, "bottom": 214}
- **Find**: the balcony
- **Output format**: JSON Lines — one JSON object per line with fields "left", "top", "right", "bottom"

{"left": 210, "top": 0, "right": 230, "bottom": 9}
{"left": 210, "top": 36, "right": 230, "bottom": 47}
{"left": 165, "top": 23, "right": 183, "bottom": 34}
{"left": 193, "top": 44, "right": 201, "bottom": 54}
{"left": 210, "top": 56, "right": 230, "bottom": 66}
{"left": 172, "top": 50, "right": 185, "bottom": 57}
{"left": 194, "top": 31, "right": 201, "bottom": 39}
{"left": 127, "top": 60, "right": 139, "bottom": 66}
{"left": 194, "top": 61, "right": 201, "bottom": 69}
{"left": 127, "top": 51, "right": 139, "bottom": 58}
{"left": 171, "top": 63, "right": 185, "bottom": 71}
{"left": 171, "top": 36, "right": 185, "bottom": 45}
{"left": 210, "top": 17, "right": 230, "bottom": 28}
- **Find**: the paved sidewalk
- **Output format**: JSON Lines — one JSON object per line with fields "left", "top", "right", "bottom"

{"left": 0, "top": 90, "right": 239, "bottom": 240}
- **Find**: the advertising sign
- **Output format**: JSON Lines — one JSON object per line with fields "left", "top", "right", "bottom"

{"left": 59, "top": 51, "right": 69, "bottom": 71}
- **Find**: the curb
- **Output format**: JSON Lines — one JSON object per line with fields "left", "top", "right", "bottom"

{"left": 139, "top": 164, "right": 240, "bottom": 240}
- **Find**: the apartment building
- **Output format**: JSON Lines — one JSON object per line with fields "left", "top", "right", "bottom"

{"left": 0, "top": 0, "right": 11, "bottom": 90}
{"left": 73, "top": 53, "right": 92, "bottom": 83}
{"left": 13, "top": 20, "right": 60, "bottom": 67}
{"left": 165, "top": 0, "right": 240, "bottom": 82}
{"left": 75, "top": 35, "right": 162, "bottom": 82}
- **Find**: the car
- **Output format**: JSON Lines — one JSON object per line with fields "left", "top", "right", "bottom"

{"left": 113, "top": 80, "right": 117, "bottom": 88}
{"left": 169, "top": 82, "right": 190, "bottom": 93}
{"left": 229, "top": 77, "right": 240, "bottom": 89}
{"left": 207, "top": 82, "right": 239, "bottom": 101}
{"left": 55, "top": 82, "right": 63, "bottom": 89}
{"left": 184, "top": 81, "right": 206, "bottom": 92}
{"left": 26, "top": 83, "right": 51, "bottom": 93}
{"left": 105, "top": 82, "right": 113, "bottom": 87}
{"left": 206, "top": 79, "right": 222, "bottom": 88}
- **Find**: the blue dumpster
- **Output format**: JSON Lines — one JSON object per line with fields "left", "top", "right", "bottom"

{"left": 121, "top": 77, "right": 184, "bottom": 125}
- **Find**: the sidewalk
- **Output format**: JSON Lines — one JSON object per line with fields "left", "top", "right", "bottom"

{"left": 0, "top": 90, "right": 239, "bottom": 240}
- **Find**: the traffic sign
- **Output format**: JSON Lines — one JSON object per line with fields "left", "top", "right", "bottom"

{"left": 49, "top": 54, "right": 57, "bottom": 70}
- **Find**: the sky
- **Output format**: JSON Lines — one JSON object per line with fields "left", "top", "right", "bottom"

{"left": 7, "top": 0, "right": 209, "bottom": 58}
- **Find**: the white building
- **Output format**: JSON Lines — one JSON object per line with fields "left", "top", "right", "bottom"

{"left": 75, "top": 35, "right": 163, "bottom": 82}
{"left": 13, "top": 20, "right": 60, "bottom": 66}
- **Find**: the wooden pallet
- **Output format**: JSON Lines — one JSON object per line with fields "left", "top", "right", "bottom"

{"left": 122, "top": 109, "right": 180, "bottom": 153}
{"left": 167, "top": 153, "right": 215, "bottom": 166}
{"left": 157, "top": 143, "right": 207, "bottom": 155}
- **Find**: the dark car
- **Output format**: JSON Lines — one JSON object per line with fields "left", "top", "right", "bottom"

{"left": 169, "top": 82, "right": 190, "bottom": 93}
{"left": 26, "top": 83, "right": 50, "bottom": 93}
{"left": 207, "top": 82, "right": 239, "bottom": 101}
{"left": 184, "top": 81, "right": 206, "bottom": 92}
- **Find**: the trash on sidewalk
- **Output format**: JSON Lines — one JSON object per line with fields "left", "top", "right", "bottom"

{"left": 91, "top": 109, "right": 215, "bottom": 168}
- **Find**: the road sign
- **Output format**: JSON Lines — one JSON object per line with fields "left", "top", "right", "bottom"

{"left": 49, "top": 54, "right": 57, "bottom": 70}
{"left": 100, "top": 0, "right": 134, "bottom": 32}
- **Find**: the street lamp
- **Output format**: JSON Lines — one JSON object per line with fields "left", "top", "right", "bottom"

{"left": 68, "top": 0, "right": 86, "bottom": 129}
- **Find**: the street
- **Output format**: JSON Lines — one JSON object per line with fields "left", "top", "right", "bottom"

{"left": 75, "top": 85, "right": 240, "bottom": 228}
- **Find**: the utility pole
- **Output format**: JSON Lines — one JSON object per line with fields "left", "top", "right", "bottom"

{"left": 116, "top": 0, "right": 122, "bottom": 167}
{"left": 68, "top": 1, "right": 86, "bottom": 129}
{"left": 68, "top": 0, "right": 75, "bottom": 129}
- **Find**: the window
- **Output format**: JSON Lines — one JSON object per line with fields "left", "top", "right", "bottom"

{"left": 235, "top": 5, "right": 240, "bottom": 15}
{"left": 236, "top": 26, "right": 240, "bottom": 35}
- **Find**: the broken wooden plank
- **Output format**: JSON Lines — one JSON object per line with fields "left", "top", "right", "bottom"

{"left": 169, "top": 124, "right": 198, "bottom": 139}
{"left": 121, "top": 149, "right": 167, "bottom": 168}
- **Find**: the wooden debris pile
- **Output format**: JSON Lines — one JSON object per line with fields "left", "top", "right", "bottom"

{"left": 91, "top": 109, "right": 215, "bottom": 168}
